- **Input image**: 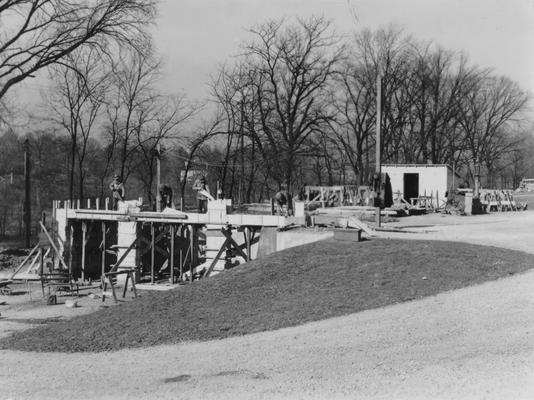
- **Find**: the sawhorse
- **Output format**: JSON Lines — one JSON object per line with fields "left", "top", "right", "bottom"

{"left": 102, "top": 269, "right": 138, "bottom": 303}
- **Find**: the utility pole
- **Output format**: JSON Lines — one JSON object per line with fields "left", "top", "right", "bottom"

{"left": 375, "top": 73, "right": 382, "bottom": 228}
{"left": 23, "top": 139, "right": 31, "bottom": 248}
{"left": 156, "top": 143, "right": 161, "bottom": 212}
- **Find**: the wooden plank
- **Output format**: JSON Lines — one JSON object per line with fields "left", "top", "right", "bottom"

{"left": 39, "top": 222, "right": 69, "bottom": 270}
{"left": 9, "top": 244, "right": 39, "bottom": 280}
{"left": 347, "top": 217, "right": 376, "bottom": 237}
{"left": 189, "top": 225, "right": 194, "bottom": 282}
{"left": 81, "top": 222, "right": 87, "bottom": 282}
{"left": 101, "top": 221, "right": 106, "bottom": 283}
{"left": 170, "top": 224, "right": 175, "bottom": 284}
{"left": 109, "top": 238, "right": 138, "bottom": 273}
{"left": 245, "top": 227, "right": 251, "bottom": 262}
{"left": 150, "top": 223, "right": 155, "bottom": 284}
{"left": 221, "top": 228, "right": 248, "bottom": 261}
{"left": 203, "top": 238, "right": 228, "bottom": 278}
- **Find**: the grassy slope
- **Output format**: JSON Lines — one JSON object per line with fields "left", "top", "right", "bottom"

{"left": 1, "top": 238, "right": 533, "bottom": 353}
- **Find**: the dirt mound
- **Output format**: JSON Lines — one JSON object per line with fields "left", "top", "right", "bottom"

{"left": 0, "top": 248, "right": 28, "bottom": 256}
{"left": 0, "top": 248, "right": 29, "bottom": 272}
{"left": 1, "top": 238, "right": 533, "bottom": 353}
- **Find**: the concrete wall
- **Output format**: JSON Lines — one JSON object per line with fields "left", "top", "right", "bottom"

{"left": 382, "top": 164, "right": 450, "bottom": 205}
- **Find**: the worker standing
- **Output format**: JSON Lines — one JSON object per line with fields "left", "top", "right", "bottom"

{"left": 274, "top": 186, "right": 293, "bottom": 216}
{"left": 192, "top": 176, "right": 210, "bottom": 213}
{"left": 158, "top": 184, "right": 173, "bottom": 210}
{"left": 109, "top": 174, "right": 125, "bottom": 210}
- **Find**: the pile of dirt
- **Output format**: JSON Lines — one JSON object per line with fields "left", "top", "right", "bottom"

{"left": 0, "top": 248, "right": 29, "bottom": 272}
{"left": 1, "top": 238, "right": 533, "bottom": 353}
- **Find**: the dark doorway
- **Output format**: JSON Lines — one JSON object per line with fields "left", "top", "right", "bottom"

{"left": 403, "top": 173, "right": 419, "bottom": 202}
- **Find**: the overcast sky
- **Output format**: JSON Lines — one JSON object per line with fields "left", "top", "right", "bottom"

{"left": 151, "top": 0, "right": 534, "bottom": 101}
{"left": 15, "top": 0, "right": 534, "bottom": 117}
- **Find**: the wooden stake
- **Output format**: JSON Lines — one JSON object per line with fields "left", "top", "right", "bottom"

{"left": 68, "top": 224, "right": 74, "bottom": 277}
{"left": 156, "top": 143, "right": 161, "bottom": 212}
{"left": 246, "top": 227, "right": 251, "bottom": 262}
{"left": 170, "top": 224, "right": 175, "bottom": 284}
{"left": 189, "top": 225, "right": 194, "bottom": 282}
{"left": 101, "top": 221, "right": 106, "bottom": 284}
{"left": 151, "top": 222, "right": 155, "bottom": 284}
{"left": 81, "top": 222, "right": 87, "bottom": 281}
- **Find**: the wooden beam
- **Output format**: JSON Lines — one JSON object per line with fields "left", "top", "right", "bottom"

{"left": 39, "top": 222, "right": 69, "bottom": 271}
{"left": 221, "top": 228, "right": 248, "bottom": 261}
{"left": 151, "top": 222, "right": 155, "bottom": 284}
{"left": 109, "top": 237, "right": 138, "bottom": 273}
{"left": 81, "top": 222, "right": 87, "bottom": 281}
{"left": 101, "top": 221, "right": 106, "bottom": 284}
{"left": 68, "top": 224, "right": 74, "bottom": 278}
{"left": 9, "top": 244, "right": 39, "bottom": 280}
{"left": 169, "top": 224, "right": 175, "bottom": 284}
{"left": 245, "top": 227, "right": 251, "bottom": 262}
{"left": 202, "top": 238, "right": 228, "bottom": 278}
{"left": 189, "top": 225, "right": 194, "bottom": 282}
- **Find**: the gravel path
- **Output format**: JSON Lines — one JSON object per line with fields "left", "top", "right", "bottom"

{"left": 2, "top": 212, "right": 534, "bottom": 399}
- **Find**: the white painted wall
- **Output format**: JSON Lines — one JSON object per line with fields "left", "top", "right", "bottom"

{"left": 382, "top": 165, "right": 450, "bottom": 206}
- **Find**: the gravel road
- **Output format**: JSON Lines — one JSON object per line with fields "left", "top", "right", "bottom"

{"left": 1, "top": 211, "right": 534, "bottom": 399}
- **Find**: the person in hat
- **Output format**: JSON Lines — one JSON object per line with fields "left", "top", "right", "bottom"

{"left": 158, "top": 184, "right": 173, "bottom": 210}
{"left": 274, "top": 186, "right": 293, "bottom": 216}
{"left": 109, "top": 174, "right": 125, "bottom": 210}
{"left": 192, "top": 176, "right": 210, "bottom": 213}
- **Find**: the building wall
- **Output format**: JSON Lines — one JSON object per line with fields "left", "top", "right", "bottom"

{"left": 382, "top": 165, "right": 450, "bottom": 206}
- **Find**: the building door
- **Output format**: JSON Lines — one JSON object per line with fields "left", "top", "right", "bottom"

{"left": 403, "top": 173, "right": 419, "bottom": 203}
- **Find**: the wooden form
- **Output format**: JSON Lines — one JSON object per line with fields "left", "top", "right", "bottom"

{"left": 202, "top": 226, "right": 260, "bottom": 278}
{"left": 53, "top": 199, "right": 287, "bottom": 289}
{"left": 305, "top": 185, "right": 358, "bottom": 208}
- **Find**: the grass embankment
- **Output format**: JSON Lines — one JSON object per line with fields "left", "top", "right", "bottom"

{"left": 1, "top": 238, "right": 533, "bottom": 353}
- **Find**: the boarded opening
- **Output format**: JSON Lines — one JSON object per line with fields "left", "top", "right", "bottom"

{"left": 403, "top": 173, "right": 419, "bottom": 202}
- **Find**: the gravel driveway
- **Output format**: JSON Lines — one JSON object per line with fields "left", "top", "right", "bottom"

{"left": 1, "top": 211, "right": 534, "bottom": 399}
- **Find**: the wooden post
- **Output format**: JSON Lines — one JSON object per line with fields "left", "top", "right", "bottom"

{"left": 246, "top": 227, "right": 251, "bottom": 262}
{"left": 189, "top": 225, "right": 194, "bottom": 282}
{"left": 76, "top": 199, "right": 81, "bottom": 209}
{"left": 150, "top": 222, "right": 155, "bottom": 284}
{"left": 81, "top": 222, "right": 87, "bottom": 282}
{"left": 105, "top": 197, "right": 110, "bottom": 211}
{"left": 156, "top": 143, "right": 161, "bottom": 212}
{"left": 101, "top": 221, "right": 106, "bottom": 285}
{"left": 96, "top": 197, "right": 100, "bottom": 210}
{"left": 68, "top": 224, "right": 74, "bottom": 278}
{"left": 169, "top": 224, "right": 175, "bottom": 284}
{"left": 179, "top": 249, "right": 183, "bottom": 282}
{"left": 375, "top": 73, "right": 382, "bottom": 228}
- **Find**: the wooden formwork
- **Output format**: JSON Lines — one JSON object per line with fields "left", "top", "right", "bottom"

{"left": 52, "top": 198, "right": 287, "bottom": 288}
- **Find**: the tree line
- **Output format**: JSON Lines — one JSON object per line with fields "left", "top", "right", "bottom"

{"left": 0, "top": 7, "right": 533, "bottom": 236}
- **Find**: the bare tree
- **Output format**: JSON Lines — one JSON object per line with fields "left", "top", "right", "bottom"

{"left": 240, "top": 16, "right": 344, "bottom": 191}
{"left": 47, "top": 47, "right": 109, "bottom": 200}
{"left": 131, "top": 95, "right": 197, "bottom": 204}
{"left": 457, "top": 75, "right": 530, "bottom": 184}
{"left": 0, "top": 0, "right": 156, "bottom": 100}
{"left": 105, "top": 47, "right": 161, "bottom": 183}
{"left": 104, "top": 47, "right": 197, "bottom": 202}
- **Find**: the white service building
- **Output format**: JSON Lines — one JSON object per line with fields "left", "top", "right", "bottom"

{"left": 382, "top": 164, "right": 457, "bottom": 206}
